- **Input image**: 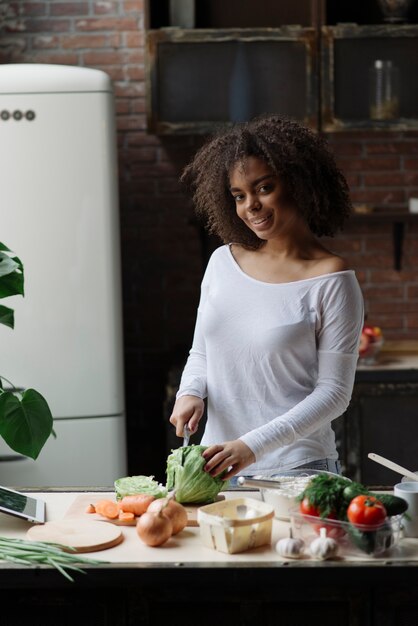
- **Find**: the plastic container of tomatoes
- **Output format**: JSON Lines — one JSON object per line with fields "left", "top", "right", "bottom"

{"left": 290, "top": 508, "right": 403, "bottom": 557}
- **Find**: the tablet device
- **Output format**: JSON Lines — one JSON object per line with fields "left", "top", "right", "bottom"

{"left": 0, "top": 485, "right": 45, "bottom": 524}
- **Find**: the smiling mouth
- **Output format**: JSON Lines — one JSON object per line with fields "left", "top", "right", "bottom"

{"left": 250, "top": 214, "right": 272, "bottom": 226}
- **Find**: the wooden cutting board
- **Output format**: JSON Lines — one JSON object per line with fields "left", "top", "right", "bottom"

{"left": 64, "top": 494, "right": 224, "bottom": 528}
{"left": 26, "top": 519, "right": 123, "bottom": 553}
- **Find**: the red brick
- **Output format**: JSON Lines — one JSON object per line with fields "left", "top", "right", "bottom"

{"left": 21, "top": 18, "right": 71, "bottom": 32}
{"left": 404, "top": 157, "right": 418, "bottom": 169}
{"left": 345, "top": 173, "right": 361, "bottom": 188}
{"left": 124, "top": 1, "right": 144, "bottom": 12}
{"left": 116, "top": 114, "right": 147, "bottom": 131}
{"left": 131, "top": 99, "right": 146, "bottom": 114}
{"left": 29, "top": 51, "right": 79, "bottom": 64}
{"left": 83, "top": 50, "right": 143, "bottom": 65}
{"left": 350, "top": 189, "right": 405, "bottom": 204}
{"left": 362, "top": 285, "right": 404, "bottom": 298}
{"left": 61, "top": 33, "right": 120, "bottom": 48}
{"left": 122, "top": 147, "right": 158, "bottom": 163}
{"left": 407, "top": 286, "right": 418, "bottom": 298}
{"left": 32, "top": 34, "right": 60, "bottom": 48}
{"left": 367, "top": 301, "right": 418, "bottom": 314}
{"left": 125, "top": 31, "right": 144, "bottom": 47}
{"left": 366, "top": 142, "right": 418, "bottom": 154}
{"left": 123, "top": 65, "right": 145, "bottom": 81}
{"left": 75, "top": 17, "right": 139, "bottom": 30}
{"left": 114, "top": 82, "right": 145, "bottom": 98}
{"left": 93, "top": 1, "right": 119, "bottom": 14}
{"left": 337, "top": 157, "right": 400, "bottom": 171}
{"left": 369, "top": 270, "right": 418, "bottom": 282}
{"left": 362, "top": 173, "right": 411, "bottom": 186}
{"left": 330, "top": 142, "right": 363, "bottom": 156}
{"left": 50, "top": 2, "right": 89, "bottom": 16}
{"left": 407, "top": 315, "right": 418, "bottom": 328}
{"left": 125, "top": 132, "right": 161, "bottom": 146}
{"left": 10, "top": 2, "right": 47, "bottom": 16}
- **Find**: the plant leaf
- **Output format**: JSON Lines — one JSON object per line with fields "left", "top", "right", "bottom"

{"left": 0, "top": 242, "right": 11, "bottom": 252}
{"left": 0, "top": 389, "right": 53, "bottom": 460}
{"left": 0, "top": 252, "right": 20, "bottom": 279}
{"left": 0, "top": 268, "right": 24, "bottom": 299}
{"left": 0, "top": 305, "right": 14, "bottom": 329}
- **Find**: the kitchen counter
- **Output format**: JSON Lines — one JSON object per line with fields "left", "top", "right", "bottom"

{"left": 2, "top": 489, "right": 418, "bottom": 625}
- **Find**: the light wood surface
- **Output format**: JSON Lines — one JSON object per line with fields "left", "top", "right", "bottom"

{"left": 26, "top": 519, "right": 123, "bottom": 553}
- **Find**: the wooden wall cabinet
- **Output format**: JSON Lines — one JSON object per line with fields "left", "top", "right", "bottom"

{"left": 322, "top": 24, "right": 418, "bottom": 131}
{"left": 146, "top": 27, "right": 318, "bottom": 134}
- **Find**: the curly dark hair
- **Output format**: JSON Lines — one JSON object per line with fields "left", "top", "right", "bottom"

{"left": 180, "top": 115, "right": 352, "bottom": 248}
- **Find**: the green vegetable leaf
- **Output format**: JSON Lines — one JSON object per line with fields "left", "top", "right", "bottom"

{"left": 0, "top": 243, "right": 11, "bottom": 252}
{"left": 0, "top": 305, "right": 14, "bottom": 329}
{"left": 0, "top": 389, "right": 53, "bottom": 460}
{"left": 114, "top": 475, "right": 167, "bottom": 501}
{"left": 166, "top": 444, "right": 230, "bottom": 504}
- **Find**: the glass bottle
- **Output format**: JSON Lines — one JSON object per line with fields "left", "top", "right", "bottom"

{"left": 369, "top": 60, "right": 400, "bottom": 121}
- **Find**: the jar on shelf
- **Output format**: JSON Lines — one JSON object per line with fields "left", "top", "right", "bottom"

{"left": 369, "top": 59, "right": 400, "bottom": 121}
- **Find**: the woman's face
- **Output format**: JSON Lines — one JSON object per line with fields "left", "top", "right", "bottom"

{"left": 229, "top": 156, "right": 302, "bottom": 241}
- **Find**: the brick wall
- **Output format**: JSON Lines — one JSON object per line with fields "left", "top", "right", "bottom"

{"left": 1, "top": 1, "right": 417, "bottom": 479}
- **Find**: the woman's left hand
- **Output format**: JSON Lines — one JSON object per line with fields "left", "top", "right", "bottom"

{"left": 202, "top": 440, "right": 256, "bottom": 480}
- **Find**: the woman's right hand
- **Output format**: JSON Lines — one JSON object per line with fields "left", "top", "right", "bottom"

{"left": 169, "top": 395, "right": 205, "bottom": 438}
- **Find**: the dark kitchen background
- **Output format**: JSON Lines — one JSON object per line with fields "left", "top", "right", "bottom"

{"left": 1, "top": 0, "right": 418, "bottom": 483}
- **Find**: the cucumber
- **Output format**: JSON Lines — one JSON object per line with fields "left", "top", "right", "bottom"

{"left": 370, "top": 493, "right": 409, "bottom": 516}
{"left": 348, "top": 520, "right": 394, "bottom": 555}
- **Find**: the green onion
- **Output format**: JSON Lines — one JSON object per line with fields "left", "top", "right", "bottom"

{"left": 0, "top": 536, "right": 105, "bottom": 582}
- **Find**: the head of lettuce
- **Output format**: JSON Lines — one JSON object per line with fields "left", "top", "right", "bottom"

{"left": 166, "top": 444, "right": 230, "bottom": 504}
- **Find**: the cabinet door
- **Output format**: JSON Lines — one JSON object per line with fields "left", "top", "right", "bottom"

{"left": 322, "top": 25, "right": 418, "bottom": 131}
{"left": 340, "top": 392, "right": 418, "bottom": 485}
{"left": 146, "top": 28, "right": 318, "bottom": 134}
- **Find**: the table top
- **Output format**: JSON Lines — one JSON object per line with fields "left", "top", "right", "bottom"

{"left": 1, "top": 489, "right": 417, "bottom": 568}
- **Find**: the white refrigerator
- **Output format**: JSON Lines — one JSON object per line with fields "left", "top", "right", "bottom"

{"left": 0, "top": 64, "right": 127, "bottom": 487}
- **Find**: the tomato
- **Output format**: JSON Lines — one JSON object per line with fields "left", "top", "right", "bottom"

{"left": 299, "top": 498, "right": 345, "bottom": 539}
{"left": 347, "top": 495, "right": 387, "bottom": 527}
{"left": 299, "top": 497, "right": 320, "bottom": 517}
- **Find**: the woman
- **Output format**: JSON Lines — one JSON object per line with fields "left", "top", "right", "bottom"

{"left": 169, "top": 115, "right": 364, "bottom": 482}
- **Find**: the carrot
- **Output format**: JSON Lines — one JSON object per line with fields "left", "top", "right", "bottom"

{"left": 119, "top": 494, "right": 155, "bottom": 516}
{"left": 94, "top": 499, "right": 119, "bottom": 519}
{"left": 118, "top": 510, "right": 135, "bottom": 522}
{"left": 85, "top": 503, "right": 96, "bottom": 514}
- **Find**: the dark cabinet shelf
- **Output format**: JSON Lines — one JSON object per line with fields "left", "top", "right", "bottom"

{"left": 322, "top": 24, "right": 418, "bottom": 132}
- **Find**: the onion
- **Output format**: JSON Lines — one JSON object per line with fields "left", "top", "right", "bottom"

{"left": 136, "top": 511, "right": 173, "bottom": 547}
{"left": 147, "top": 497, "right": 188, "bottom": 535}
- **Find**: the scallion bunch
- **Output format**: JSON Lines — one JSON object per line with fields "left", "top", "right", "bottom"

{"left": 0, "top": 536, "right": 105, "bottom": 582}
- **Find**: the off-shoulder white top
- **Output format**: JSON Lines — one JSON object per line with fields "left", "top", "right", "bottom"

{"left": 177, "top": 244, "right": 364, "bottom": 474}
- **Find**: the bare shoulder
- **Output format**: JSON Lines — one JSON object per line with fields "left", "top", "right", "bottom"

{"left": 311, "top": 254, "right": 349, "bottom": 276}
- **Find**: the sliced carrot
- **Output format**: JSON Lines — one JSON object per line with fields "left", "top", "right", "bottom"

{"left": 85, "top": 503, "right": 96, "bottom": 514}
{"left": 118, "top": 510, "right": 135, "bottom": 522}
{"left": 94, "top": 499, "right": 119, "bottom": 520}
{"left": 119, "top": 494, "right": 155, "bottom": 516}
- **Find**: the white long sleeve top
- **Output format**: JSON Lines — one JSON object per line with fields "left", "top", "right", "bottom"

{"left": 177, "top": 244, "right": 364, "bottom": 474}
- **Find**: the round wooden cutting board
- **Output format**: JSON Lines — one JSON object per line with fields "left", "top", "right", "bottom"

{"left": 26, "top": 519, "right": 123, "bottom": 553}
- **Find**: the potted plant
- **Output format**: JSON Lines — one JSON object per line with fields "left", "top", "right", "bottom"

{"left": 0, "top": 242, "right": 53, "bottom": 459}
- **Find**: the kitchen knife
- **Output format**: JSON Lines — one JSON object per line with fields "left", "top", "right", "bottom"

{"left": 182, "top": 422, "right": 191, "bottom": 448}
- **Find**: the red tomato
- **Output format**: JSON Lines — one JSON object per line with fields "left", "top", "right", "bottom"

{"left": 299, "top": 498, "right": 345, "bottom": 539}
{"left": 299, "top": 497, "right": 320, "bottom": 517}
{"left": 347, "top": 495, "right": 387, "bottom": 527}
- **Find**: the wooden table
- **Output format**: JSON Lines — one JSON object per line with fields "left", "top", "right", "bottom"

{"left": 1, "top": 488, "right": 418, "bottom": 626}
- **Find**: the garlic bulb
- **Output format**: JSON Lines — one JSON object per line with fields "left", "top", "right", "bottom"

{"left": 309, "top": 527, "right": 338, "bottom": 560}
{"left": 275, "top": 529, "right": 305, "bottom": 559}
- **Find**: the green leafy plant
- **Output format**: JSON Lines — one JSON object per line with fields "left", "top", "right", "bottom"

{"left": 0, "top": 242, "right": 53, "bottom": 460}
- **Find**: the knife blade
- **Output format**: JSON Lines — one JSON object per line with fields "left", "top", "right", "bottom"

{"left": 182, "top": 422, "right": 191, "bottom": 447}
